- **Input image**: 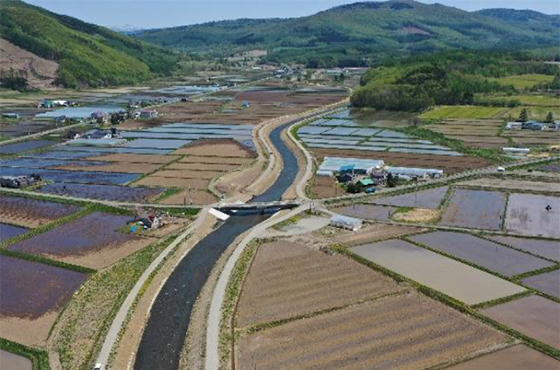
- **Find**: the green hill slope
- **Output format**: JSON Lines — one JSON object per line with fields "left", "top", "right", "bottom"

{"left": 135, "top": 0, "right": 560, "bottom": 67}
{"left": 0, "top": 0, "right": 181, "bottom": 88}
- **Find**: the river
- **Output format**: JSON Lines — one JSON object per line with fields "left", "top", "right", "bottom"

{"left": 134, "top": 121, "right": 299, "bottom": 370}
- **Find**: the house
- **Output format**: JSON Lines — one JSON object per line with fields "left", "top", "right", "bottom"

{"left": 337, "top": 173, "right": 354, "bottom": 184}
{"left": 91, "top": 111, "right": 109, "bottom": 123}
{"left": 370, "top": 171, "right": 387, "bottom": 185}
{"left": 505, "top": 122, "right": 522, "bottom": 130}
{"left": 242, "top": 101, "right": 250, "bottom": 108}
{"left": 137, "top": 109, "right": 159, "bottom": 119}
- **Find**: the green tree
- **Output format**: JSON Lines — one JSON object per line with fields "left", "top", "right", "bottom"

{"left": 518, "top": 108, "right": 529, "bottom": 122}
{"left": 546, "top": 111, "right": 554, "bottom": 123}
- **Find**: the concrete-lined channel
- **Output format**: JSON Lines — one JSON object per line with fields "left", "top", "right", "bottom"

{"left": 133, "top": 121, "right": 301, "bottom": 370}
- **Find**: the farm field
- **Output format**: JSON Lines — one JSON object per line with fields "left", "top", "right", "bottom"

{"left": 446, "top": 344, "right": 559, "bottom": 370}
{"left": 486, "top": 235, "right": 560, "bottom": 261}
{"left": 423, "top": 119, "right": 506, "bottom": 149}
{"left": 458, "top": 178, "right": 560, "bottom": 193}
{"left": 236, "top": 241, "right": 402, "bottom": 328}
{"left": 540, "top": 162, "right": 560, "bottom": 173}
{"left": 327, "top": 224, "right": 424, "bottom": 247}
{"left": 0, "top": 222, "right": 28, "bottom": 242}
{"left": 332, "top": 204, "right": 396, "bottom": 221}
{"left": 409, "top": 231, "right": 553, "bottom": 277}
{"left": 486, "top": 74, "right": 555, "bottom": 89}
{"left": 504, "top": 194, "right": 560, "bottom": 238}
{"left": 369, "top": 186, "right": 448, "bottom": 209}
{"left": 350, "top": 239, "right": 525, "bottom": 305}
{"left": 419, "top": 106, "right": 508, "bottom": 120}
{"left": 521, "top": 270, "right": 560, "bottom": 299}
{"left": 37, "top": 183, "right": 164, "bottom": 203}
{"left": 0, "top": 255, "right": 87, "bottom": 345}
{"left": 503, "top": 128, "right": 560, "bottom": 146}
{"left": 0, "top": 349, "right": 32, "bottom": 370}
{"left": 236, "top": 291, "right": 508, "bottom": 370}
{"left": 8, "top": 212, "right": 156, "bottom": 269}
{"left": 0, "top": 140, "right": 56, "bottom": 155}
{"left": 0, "top": 195, "right": 81, "bottom": 228}
{"left": 480, "top": 295, "right": 560, "bottom": 349}
{"left": 439, "top": 189, "right": 506, "bottom": 230}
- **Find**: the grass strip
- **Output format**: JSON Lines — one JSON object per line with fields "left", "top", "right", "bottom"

{"left": 0, "top": 337, "right": 51, "bottom": 370}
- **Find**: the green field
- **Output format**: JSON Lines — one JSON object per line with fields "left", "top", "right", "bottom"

{"left": 508, "top": 106, "right": 560, "bottom": 121}
{"left": 419, "top": 105, "right": 508, "bottom": 119}
{"left": 487, "top": 74, "right": 554, "bottom": 89}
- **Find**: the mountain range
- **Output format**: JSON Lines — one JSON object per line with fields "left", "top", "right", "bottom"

{"left": 135, "top": 0, "right": 560, "bottom": 66}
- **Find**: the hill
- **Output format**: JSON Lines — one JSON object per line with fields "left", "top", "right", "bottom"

{"left": 0, "top": 0, "right": 182, "bottom": 88}
{"left": 135, "top": 0, "right": 560, "bottom": 67}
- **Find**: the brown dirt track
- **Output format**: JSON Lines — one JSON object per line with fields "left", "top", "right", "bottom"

{"left": 310, "top": 148, "right": 491, "bottom": 173}
{"left": 236, "top": 241, "right": 403, "bottom": 328}
{"left": 236, "top": 291, "right": 508, "bottom": 370}
{"left": 326, "top": 224, "right": 425, "bottom": 247}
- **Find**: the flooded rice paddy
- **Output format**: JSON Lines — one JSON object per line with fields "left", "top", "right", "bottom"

{"left": 332, "top": 204, "right": 396, "bottom": 221}
{"left": 9, "top": 212, "right": 138, "bottom": 258}
{"left": 369, "top": 186, "right": 448, "bottom": 209}
{"left": 0, "top": 255, "right": 87, "bottom": 318}
{"left": 504, "top": 194, "right": 560, "bottom": 238}
{"left": 486, "top": 235, "right": 560, "bottom": 261}
{"left": 351, "top": 239, "right": 525, "bottom": 305}
{"left": 0, "top": 140, "right": 56, "bottom": 154}
{"left": 410, "top": 231, "right": 553, "bottom": 277}
{"left": 37, "top": 183, "right": 163, "bottom": 203}
{"left": 0, "top": 195, "right": 81, "bottom": 228}
{"left": 521, "top": 270, "right": 560, "bottom": 299}
{"left": 0, "top": 222, "right": 28, "bottom": 242}
{"left": 439, "top": 189, "right": 506, "bottom": 230}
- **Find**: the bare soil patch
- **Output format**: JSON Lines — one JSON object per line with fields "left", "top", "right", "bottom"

{"left": 480, "top": 295, "right": 560, "bottom": 349}
{"left": 86, "top": 153, "right": 177, "bottom": 164}
{"left": 0, "top": 195, "right": 80, "bottom": 228}
{"left": 392, "top": 208, "right": 440, "bottom": 223}
{"left": 447, "top": 344, "right": 560, "bottom": 370}
{"left": 165, "top": 162, "right": 239, "bottom": 171}
{"left": 327, "top": 224, "right": 424, "bottom": 247}
{"left": 158, "top": 189, "right": 218, "bottom": 205}
{"left": 134, "top": 176, "right": 210, "bottom": 189}
{"left": 0, "top": 311, "right": 58, "bottom": 347}
{"left": 152, "top": 169, "right": 224, "bottom": 180}
{"left": 236, "top": 291, "right": 508, "bottom": 370}
{"left": 236, "top": 241, "right": 402, "bottom": 328}
{"left": 172, "top": 139, "right": 255, "bottom": 158}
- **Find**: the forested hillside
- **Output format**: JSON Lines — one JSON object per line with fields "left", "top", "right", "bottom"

{"left": 351, "top": 51, "right": 560, "bottom": 112}
{"left": 0, "top": 0, "right": 182, "bottom": 88}
{"left": 135, "top": 0, "right": 560, "bottom": 67}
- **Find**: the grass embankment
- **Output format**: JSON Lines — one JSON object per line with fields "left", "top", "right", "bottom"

{"left": 51, "top": 234, "right": 179, "bottom": 370}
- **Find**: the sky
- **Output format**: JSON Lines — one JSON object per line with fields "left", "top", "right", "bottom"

{"left": 25, "top": 0, "right": 560, "bottom": 29}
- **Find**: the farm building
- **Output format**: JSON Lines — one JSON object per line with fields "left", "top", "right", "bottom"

{"left": 385, "top": 167, "right": 443, "bottom": 178}
{"left": 330, "top": 214, "right": 362, "bottom": 231}
{"left": 317, "top": 157, "right": 385, "bottom": 177}
{"left": 137, "top": 109, "right": 159, "bottom": 119}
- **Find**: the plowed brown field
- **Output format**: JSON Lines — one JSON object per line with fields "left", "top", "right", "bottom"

{"left": 236, "top": 241, "right": 403, "bottom": 328}
{"left": 237, "top": 291, "right": 508, "bottom": 370}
